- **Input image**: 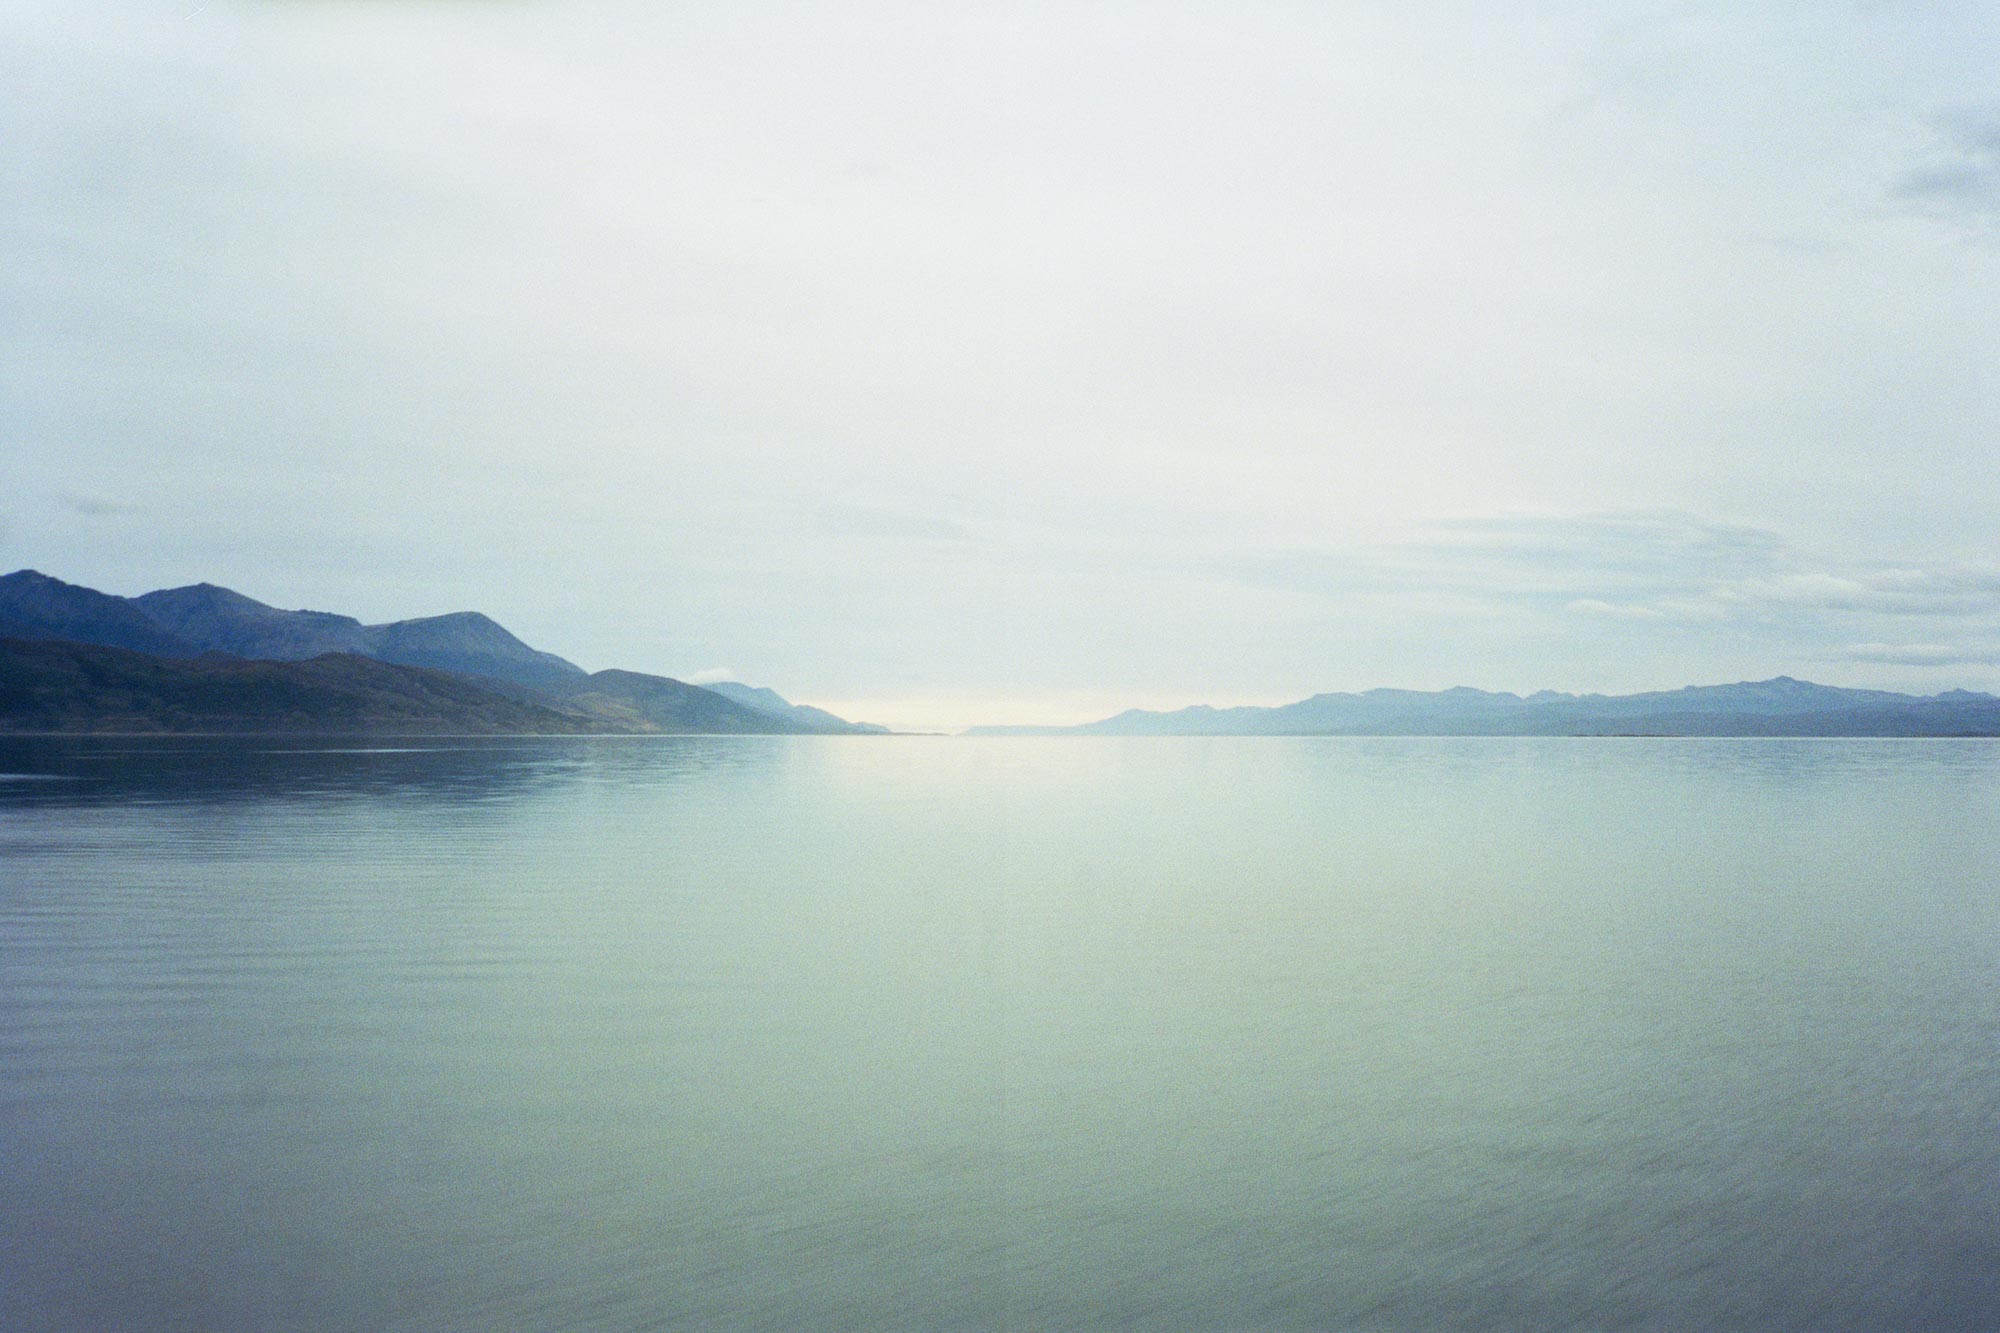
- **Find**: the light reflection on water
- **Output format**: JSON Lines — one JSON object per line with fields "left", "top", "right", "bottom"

{"left": 3, "top": 736, "right": 1998, "bottom": 1330}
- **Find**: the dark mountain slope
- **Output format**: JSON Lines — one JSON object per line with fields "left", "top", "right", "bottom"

{"left": 0, "top": 637, "right": 599, "bottom": 735}
{"left": 1, "top": 570, "right": 897, "bottom": 735}
{"left": 134, "top": 582, "right": 368, "bottom": 658}
{"left": 134, "top": 583, "right": 586, "bottom": 690}
{"left": 1, "top": 570, "right": 200, "bottom": 658}
{"left": 365, "top": 611, "right": 585, "bottom": 690}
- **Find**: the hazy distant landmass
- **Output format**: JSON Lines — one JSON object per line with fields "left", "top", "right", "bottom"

{"left": 967, "top": 678, "right": 2000, "bottom": 737}
{"left": 544, "top": 670, "right": 881, "bottom": 736}
{"left": 0, "top": 570, "right": 883, "bottom": 735}
{"left": 704, "top": 680, "right": 890, "bottom": 734}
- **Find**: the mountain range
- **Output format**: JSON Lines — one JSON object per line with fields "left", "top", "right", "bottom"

{"left": 133, "top": 581, "right": 586, "bottom": 690}
{"left": 10, "top": 567, "right": 1998, "bottom": 737}
{"left": 967, "top": 678, "right": 2000, "bottom": 737}
{"left": 0, "top": 570, "right": 885, "bottom": 735}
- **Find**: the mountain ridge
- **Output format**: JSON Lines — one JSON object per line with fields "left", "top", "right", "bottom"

{"left": 0, "top": 636, "right": 859, "bottom": 736}
{"left": 966, "top": 678, "right": 2000, "bottom": 737}
{"left": 1, "top": 570, "right": 882, "bottom": 735}
{"left": 132, "top": 581, "right": 587, "bottom": 690}
{"left": 0, "top": 570, "right": 204, "bottom": 659}
{"left": 704, "top": 680, "right": 890, "bottom": 734}
{"left": 0, "top": 637, "right": 602, "bottom": 735}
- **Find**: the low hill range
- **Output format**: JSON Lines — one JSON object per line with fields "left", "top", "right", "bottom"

{"left": 0, "top": 569, "right": 886, "bottom": 736}
{"left": 968, "top": 677, "right": 2000, "bottom": 737}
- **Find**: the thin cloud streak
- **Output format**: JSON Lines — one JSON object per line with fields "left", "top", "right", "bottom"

{"left": 58, "top": 492, "right": 145, "bottom": 517}
{"left": 1841, "top": 641, "right": 2000, "bottom": 668}
{"left": 1218, "top": 512, "right": 2000, "bottom": 625}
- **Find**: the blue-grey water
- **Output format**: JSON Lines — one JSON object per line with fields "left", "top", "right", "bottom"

{"left": 2, "top": 735, "right": 1997, "bottom": 1331}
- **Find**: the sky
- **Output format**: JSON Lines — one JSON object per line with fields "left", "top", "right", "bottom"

{"left": 4, "top": 0, "right": 1998, "bottom": 731}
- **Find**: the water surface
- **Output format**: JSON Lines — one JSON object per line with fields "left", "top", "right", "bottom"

{"left": 3, "top": 736, "right": 1997, "bottom": 1329}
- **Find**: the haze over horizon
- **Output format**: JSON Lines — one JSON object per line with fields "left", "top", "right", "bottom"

{"left": 7, "top": 2, "right": 1998, "bottom": 733}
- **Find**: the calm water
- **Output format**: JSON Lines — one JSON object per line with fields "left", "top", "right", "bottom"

{"left": 2, "top": 735, "right": 1997, "bottom": 1331}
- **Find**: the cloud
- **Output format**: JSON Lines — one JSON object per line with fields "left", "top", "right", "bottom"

{"left": 1224, "top": 510, "right": 1790, "bottom": 606}
{"left": 1410, "top": 514, "right": 2000, "bottom": 624}
{"left": 1714, "top": 567, "right": 2000, "bottom": 616}
{"left": 5, "top": 6, "right": 1999, "bottom": 703}
{"left": 1841, "top": 641, "right": 2000, "bottom": 667}
{"left": 1216, "top": 511, "right": 2000, "bottom": 644}
{"left": 1892, "top": 109, "right": 2000, "bottom": 231}
{"left": 1432, "top": 504, "right": 1792, "bottom": 556}
{"left": 59, "top": 492, "right": 144, "bottom": 517}
{"left": 1421, "top": 511, "right": 1789, "bottom": 576}
{"left": 1565, "top": 598, "right": 1667, "bottom": 619}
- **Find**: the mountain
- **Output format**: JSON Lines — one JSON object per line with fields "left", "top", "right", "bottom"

{"left": 363, "top": 611, "right": 585, "bottom": 690}
{"left": 549, "top": 670, "right": 819, "bottom": 734}
{"left": 0, "top": 570, "right": 887, "bottom": 735}
{"left": 133, "top": 583, "right": 586, "bottom": 691}
{"left": 126, "top": 580, "right": 879, "bottom": 730}
{"left": 0, "top": 638, "right": 852, "bottom": 736}
{"left": 704, "top": 681, "right": 889, "bottom": 734}
{"left": 967, "top": 678, "right": 2000, "bottom": 737}
{"left": 131, "top": 582, "right": 366, "bottom": 658}
{"left": 0, "top": 637, "right": 600, "bottom": 735}
{"left": 0, "top": 570, "right": 202, "bottom": 659}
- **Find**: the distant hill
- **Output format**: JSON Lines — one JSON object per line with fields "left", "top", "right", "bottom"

{"left": 134, "top": 582, "right": 586, "bottom": 690}
{"left": 967, "top": 678, "right": 2000, "bottom": 737}
{"left": 704, "top": 681, "right": 888, "bottom": 734}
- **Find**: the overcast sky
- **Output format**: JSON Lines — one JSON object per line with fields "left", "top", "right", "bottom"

{"left": 4, "top": 1, "right": 1998, "bottom": 729}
